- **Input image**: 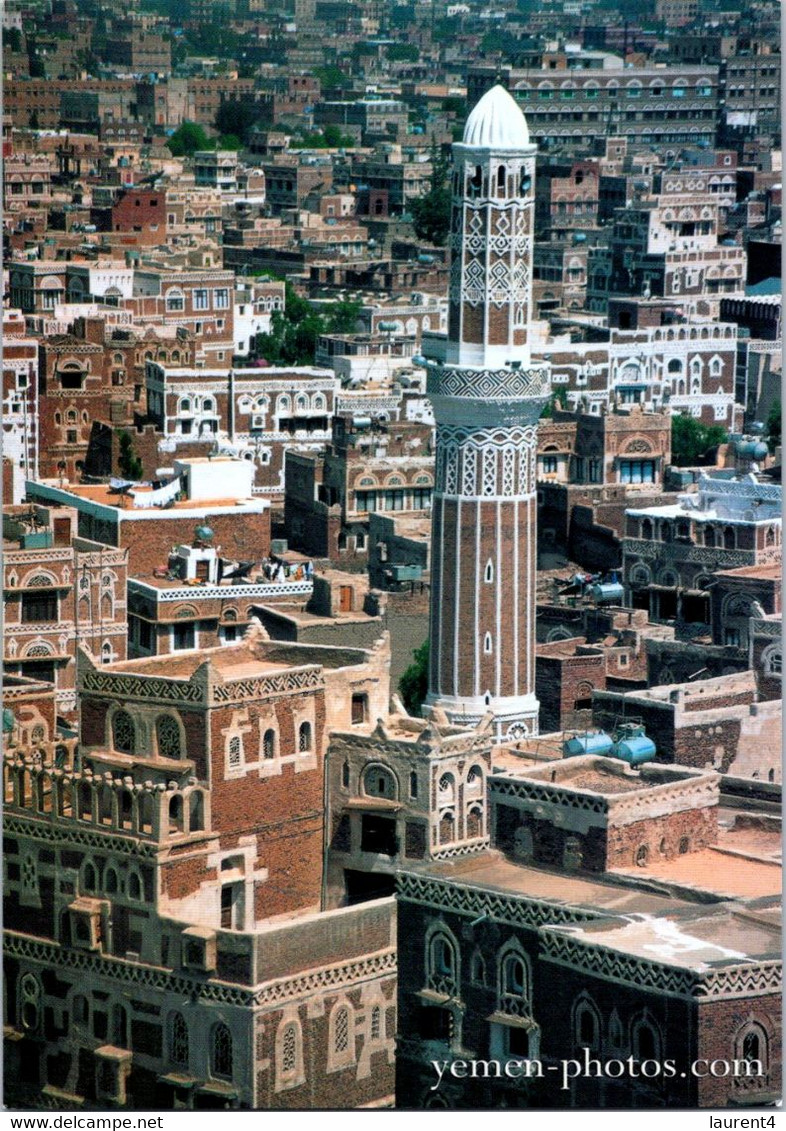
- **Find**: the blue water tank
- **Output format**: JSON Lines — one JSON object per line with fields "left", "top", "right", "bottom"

{"left": 563, "top": 731, "right": 614, "bottom": 758}
{"left": 613, "top": 735, "right": 656, "bottom": 766}
{"left": 591, "top": 582, "right": 624, "bottom": 604}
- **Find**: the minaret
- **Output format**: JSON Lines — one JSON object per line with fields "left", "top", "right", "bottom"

{"left": 422, "top": 85, "right": 550, "bottom": 741}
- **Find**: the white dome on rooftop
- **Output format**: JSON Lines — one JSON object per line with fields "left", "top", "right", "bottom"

{"left": 462, "top": 84, "right": 531, "bottom": 150}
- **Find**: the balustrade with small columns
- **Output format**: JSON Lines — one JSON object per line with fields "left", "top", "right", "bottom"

{"left": 3, "top": 740, "right": 210, "bottom": 842}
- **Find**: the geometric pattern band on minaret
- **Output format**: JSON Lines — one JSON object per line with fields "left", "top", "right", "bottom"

{"left": 423, "top": 85, "right": 551, "bottom": 741}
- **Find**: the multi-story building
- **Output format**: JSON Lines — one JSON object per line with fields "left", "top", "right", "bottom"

{"left": 2, "top": 504, "right": 128, "bottom": 715}
{"left": 131, "top": 267, "right": 236, "bottom": 369}
{"left": 126, "top": 537, "right": 314, "bottom": 660}
{"left": 622, "top": 472, "right": 782, "bottom": 626}
{"left": 3, "top": 627, "right": 398, "bottom": 1110}
{"left": 25, "top": 457, "right": 271, "bottom": 578}
{"left": 395, "top": 754, "right": 781, "bottom": 1108}
{"left": 467, "top": 64, "right": 720, "bottom": 156}
{"left": 537, "top": 404, "right": 671, "bottom": 488}
{"left": 586, "top": 196, "right": 747, "bottom": 313}
{"left": 2, "top": 310, "right": 39, "bottom": 505}
{"left": 145, "top": 362, "right": 337, "bottom": 500}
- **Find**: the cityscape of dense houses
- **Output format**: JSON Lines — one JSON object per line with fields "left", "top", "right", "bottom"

{"left": 1, "top": 0, "right": 782, "bottom": 1113}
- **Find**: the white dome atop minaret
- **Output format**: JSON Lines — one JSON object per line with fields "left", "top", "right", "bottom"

{"left": 462, "top": 84, "right": 531, "bottom": 150}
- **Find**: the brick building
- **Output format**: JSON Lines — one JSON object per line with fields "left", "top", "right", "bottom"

{"left": 127, "top": 538, "right": 315, "bottom": 660}
{"left": 623, "top": 473, "right": 782, "bottom": 626}
{"left": 285, "top": 416, "right": 434, "bottom": 562}
{"left": 2, "top": 310, "right": 39, "bottom": 505}
{"left": 395, "top": 757, "right": 781, "bottom": 1108}
{"left": 25, "top": 457, "right": 271, "bottom": 579}
{"left": 592, "top": 670, "right": 781, "bottom": 781}
{"left": 467, "top": 64, "right": 720, "bottom": 156}
{"left": 2, "top": 504, "right": 128, "bottom": 716}
{"left": 130, "top": 267, "right": 236, "bottom": 370}
{"left": 145, "top": 362, "right": 337, "bottom": 501}
{"left": 3, "top": 628, "right": 397, "bottom": 1109}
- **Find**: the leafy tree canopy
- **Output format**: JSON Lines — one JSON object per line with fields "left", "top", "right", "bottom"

{"left": 388, "top": 42, "right": 419, "bottom": 62}
{"left": 399, "top": 640, "right": 429, "bottom": 716}
{"left": 314, "top": 64, "right": 347, "bottom": 91}
{"left": 540, "top": 387, "right": 568, "bottom": 418}
{"left": 410, "top": 141, "right": 451, "bottom": 247}
{"left": 167, "top": 121, "right": 211, "bottom": 156}
{"left": 671, "top": 414, "right": 728, "bottom": 466}
{"left": 766, "top": 398, "right": 781, "bottom": 452}
{"left": 254, "top": 287, "right": 362, "bottom": 365}
{"left": 215, "top": 99, "right": 262, "bottom": 146}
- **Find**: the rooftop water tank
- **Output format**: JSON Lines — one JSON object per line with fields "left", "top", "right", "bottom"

{"left": 195, "top": 525, "right": 214, "bottom": 543}
{"left": 563, "top": 731, "right": 614, "bottom": 758}
{"left": 591, "top": 582, "right": 624, "bottom": 604}
{"left": 612, "top": 733, "right": 656, "bottom": 766}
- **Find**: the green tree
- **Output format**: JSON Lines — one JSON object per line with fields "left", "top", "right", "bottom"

{"left": 326, "top": 298, "right": 362, "bottom": 334}
{"left": 671, "top": 414, "right": 728, "bottom": 466}
{"left": 167, "top": 121, "right": 211, "bottom": 156}
{"left": 399, "top": 640, "right": 429, "bottom": 716}
{"left": 4, "top": 28, "right": 22, "bottom": 52}
{"left": 314, "top": 64, "right": 347, "bottom": 91}
{"left": 215, "top": 100, "right": 261, "bottom": 146}
{"left": 540, "top": 387, "right": 568, "bottom": 418}
{"left": 766, "top": 399, "right": 781, "bottom": 452}
{"left": 388, "top": 42, "right": 419, "bottom": 62}
{"left": 117, "top": 432, "right": 143, "bottom": 481}
{"left": 410, "top": 141, "right": 451, "bottom": 247}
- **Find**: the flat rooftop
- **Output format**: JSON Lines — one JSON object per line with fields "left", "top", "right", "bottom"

{"left": 105, "top": 645, "right": 294, "bottom": 681}
{"left": 499, "top": 755, "right": 710, "bottom": 796}
{"left": 613, "top": 845, "right": 781, "bottom": 901}
{"left": 60, "top": 483, "right": 257, "bottom": 511}
{"left": 549, "top": 905, "right": 780, "bottom": 968}
{"left": 415, "top": 851, "right": 686, "bottom": 918}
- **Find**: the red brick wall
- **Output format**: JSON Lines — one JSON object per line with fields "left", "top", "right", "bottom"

{"left": 118, "top": 509, "right": 271, "bottom": 576}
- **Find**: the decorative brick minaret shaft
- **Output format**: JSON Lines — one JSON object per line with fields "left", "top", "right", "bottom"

{"left": 423, "top": 86, "right": 551, "bottom": 741}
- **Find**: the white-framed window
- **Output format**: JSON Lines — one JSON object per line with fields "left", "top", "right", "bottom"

{"left": 214, "top": 287, "right": 229, "bottom": 309}
{"left": 166, "top": 289, "right": 185, "bottom": 312}
{"left": 194, "top": 288, "right": 209, "bottom": 311}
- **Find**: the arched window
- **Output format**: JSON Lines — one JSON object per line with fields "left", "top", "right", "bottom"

{"left": 483, "top": 633, "right": 492, "bottom": 654}
{"left": 632, "top": 1016, "right": 660, "bottom": 1061}
{"left": 409, "top": 770, "right": 418, "bottom": 798}
{"left": 574, "top": 997, "right": 601, "bottom": 1051}
{"left": 298, "top": 721, "right": 312, "bottom": 752}
{"left": 438, "top": 773, "right": 455, "bottom": 804}
{"left": 228, "top": 735, "right": 243, "bottom": 770}
{"left": 330, "top": 1002, "right": 354, "bottom": 1065}
{"left": 211, "top": 1023, "right": 233, "bottom": 1079}
{"left": 370, "top": 1004, "right": 382, "bottom": 1041}
{"left": 156, "top": 716, "right": 181, "bottom": 760}
{"left": 169, "top": 794, "right": 184, "bottom": 834}
{"left": 363, "top": 764, "right": 397, "bottom": 799}
{"left": 471, "top": 949, "right": 486, "bottom": 985}
{"left": 105, "top": 867, "right": 119, "bottom": 894}
{"left": 484, "top": 560, "right": 494, "bottom": 583}
{"left": 112, "top": 711, "right": 134, "bottom": 754}
{"left": 497, "top": 164, "right": 506, "bottom": 193}
{"left": 427, "top": 930, "right": 458, "bottom": 995}
{"left": 263, "top": 728, "right": 276, "bottom": 759}
{"left": 278, "top": 1020, "right": 301, "bottom": 1080}
{"left": 500, "top": 950, "right": 529, "bottom": 1002}
{"left": 82, "top": 862, "right": 97, "bottom": 893}
{"left": 170, "top": 1012, "right": 189, "bottom": 1067}
{"left": 342, "top": 759, "right": 350, "bottom": 788}
{"left": 724, "top": 526, "right": 736, "bottom": 549}
{"left": 128, "top": 871, "right": 142, "bottom": 900}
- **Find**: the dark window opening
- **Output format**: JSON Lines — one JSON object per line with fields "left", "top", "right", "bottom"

{"left": 360, "top": 814, "right": 397, "bottom": 856}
